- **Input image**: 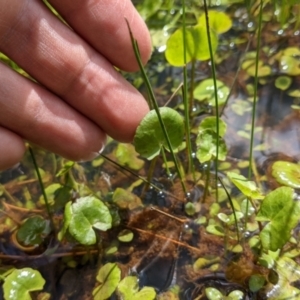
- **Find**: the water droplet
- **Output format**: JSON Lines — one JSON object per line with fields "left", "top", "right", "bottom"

{"left": 247, "top": 22, "right": 254, "bottom": 29}
{"left": 277, "top": 29, "right": 284, "bottom": 36}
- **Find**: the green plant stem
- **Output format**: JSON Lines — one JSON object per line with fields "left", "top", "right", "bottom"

{"left": 161, "top": 148, "right": 171, "bottom": 176}
{"left": 181, "top": 0, "right": 194, "bottom": 180}
{"left": 248, "top": 0, "right": 263, "bottom": 180}
{"left": 244, "top": 0, "right": 263, "bottom": 233}
{"left": 28, "top": 147, "right": 55, "bottom": 231}
{"left": 203, "top": 0, "right": 219, "bottom": 201}
{"left": 126, "top": 19, "right": 187, "bottom": 194}
{"left": 218, "top": 176, "right": 240, "bottom": 242}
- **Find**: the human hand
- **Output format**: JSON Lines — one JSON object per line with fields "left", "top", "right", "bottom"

{"left": 0, "top": 0, "right": 151, "bottom": 170}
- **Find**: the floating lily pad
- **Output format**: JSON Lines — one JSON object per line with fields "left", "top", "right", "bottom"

{"left": 113, "top": 188, "right": 143, "bottom": 210}
{"left": 134, "top": 107, "right": 184, "bottom": 160}
{"left": 93, "top": 263, "right": 121, "bottom": 300}
{"left": 198, "top": 11, "right": 232, "bottom": 34}
{"left": 117, "top": 276, "right": 156, "bottom": 300}
{"left": 256, "top": 187, "right": 300, "bottom": 251}
{"left": 117, "top": 229, "right": 134, "bottom": 242}
{"left": 63, "top": 196, "right": 112, "bottom": 245}
{"left": 194, "top": 79, "right": 229, "bottom": 106}
{"left": 165, "top": 25, "right": 218, "bottom": 66}
{"left": 275, "top": 76, "right": 292, "bottom": 90}
{"left": 165, "top": 10, "right": 228, "bottom": 66}
{"left": 272, "top": 161, "right": 300, "bottom": 189}
{"left": 16, "top": 216, "right": 51, "bottom": 247}
{"left": 242, "top": 60, "right": 272, "bottom": 77}
{"left": 3, "top": 268, "right": 45, "bottom": 300}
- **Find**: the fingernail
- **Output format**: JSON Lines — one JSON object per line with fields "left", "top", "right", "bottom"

{"left": 79, "top": 140, "right": 106, "bottom": 162}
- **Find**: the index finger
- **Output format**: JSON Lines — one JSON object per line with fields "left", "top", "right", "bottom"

{"left": 48, "top": 0, "right": 152, "bottom": 72}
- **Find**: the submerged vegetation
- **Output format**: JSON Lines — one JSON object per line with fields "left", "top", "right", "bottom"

{"left": 2, "top": 0, "right": 300, "bottom": 299}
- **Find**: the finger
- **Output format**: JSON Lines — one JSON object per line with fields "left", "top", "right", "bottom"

{"left": 0, "top": 0, "right": 149, "bottom": 142}
{"left": 0, "top": 126, "right": 25, "bottom": 171}
{"left": 48, "top": 0, "right": 152, "bottom": 72}
{"left": 0, "top": 62, "right": 106, "bottom": 162}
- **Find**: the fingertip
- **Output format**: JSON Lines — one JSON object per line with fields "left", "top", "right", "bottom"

{"left": 0, "top": 127, "right": 26, "bottom": 171}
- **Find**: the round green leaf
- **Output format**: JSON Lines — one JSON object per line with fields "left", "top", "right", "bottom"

{"left": 3, "top": 268, "right": 45, "bottom": 300}
{"left": 194, "top": 79, "right": 229, "bottom": 106}
{"left": 93, "top": 263, "right": 121, "bottom": 300}
{"left": 134, "top": 107, "right": 184, "bottom": 160}
{"left": 117, "top": 229, "right": 134, "bottom": 242}
{"left": 165, "top": 27, "right": 194, "bottom": 66}
{"left": 205, "top": 287, "right": 223, "bottom": 300}
{"left": 272, "top": 161, "right": 300, "bottom": 189}
{"left": 165, "top": 22, "right": 218, "bottom": 66}
{"left": 69, "top": 196, "right": 112, "bottom": 245}
{"left": 275, "top": 76, "right": 292, "bottom": 90}
{"left": 198, "top": 11, "right": 232, "bottom": 34}
{"left": 16, "top": 216, "right": 51, "bottom": 246}
{"left": 227, "top": 290, "right": 244, "bottom": 300}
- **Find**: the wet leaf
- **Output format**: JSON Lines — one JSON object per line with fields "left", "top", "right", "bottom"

{"left": 196, "top": 130, "right": 227, "bottom": 163}
{"left": 198, "top": 116, "right": 227, "bottom": 137}
{"left": 66, "top": 196, "right": 112, "bottom": 245}
{"left": 267, "top": 257, "right": 300, "bottom": 299}
{"left": 227, "top": 290, "right": 244, "bottom": 300}
{"left": 194, "top": 79, "right": 229, "bottom": 106}
{"left": 93, "top": 263, "right": 121, "bottom": 300}
{"left": 279, "top": 55, "right": 300, "bottom": 76}
{"left": 113, "top": 188, "right": 143, "bottom": 210}
{"left": 256, "top": 187, "right": 300, "bottom": 251}
{"left": 117, "top": 229, "right": 134, "bottom": 242}
{"left": 165, "top": 13, "right": 219, "bottom": 66}
{"left": 115, "top": 143, "right": 144, "bottom": 170}
{"left": 16, "top": 216, "right": 51, "bottom": 246}
{"left": 206, "top": 224, "right": 224, "bottom": 236}
{"left": 275, "top": 76, "right": 292, "bottom": 90}
{"left": 3, "top": 268, "right": 45, "bottom": 300}
{"left": 117, "top": 276, "right": 156, "bottom": 300}
{"left": 272, "top": 161, "right": 300, "bottom": 189}
{"left": 198, "top": 11, "right": 232, "bottom": 34}
{"left": 227, "top": 172, "right": 264, "bottom": 199}
{"left": 242, "top": 60, "right": 271, "bottom": 77}
{"left": 249, "top": 274, "right": 265, "bottom": 292}
{"left": 185, "top": 202, "right": 196, "bottom": 216}
{"left": 205, "top": 287, "right": 223, "bottom": 300}
{"left": 134, "top": 107, "right": 184, "bottom": 160}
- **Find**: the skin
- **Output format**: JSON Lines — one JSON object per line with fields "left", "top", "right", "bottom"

{"left": 0, "top": 0, "right": 151, "bottom": 170}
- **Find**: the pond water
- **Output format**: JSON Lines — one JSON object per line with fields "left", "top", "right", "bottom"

{"left": 1, "top": 1, "right": 300, "bottom": 300}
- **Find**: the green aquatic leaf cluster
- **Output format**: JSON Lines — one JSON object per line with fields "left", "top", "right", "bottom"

{"left": 93, "top": 263, "right": 156, "bottom": 300}
{"left": 196, "top": 116, "right": 227, "bottom": 163}
{"left": 60, "top": 196, "right": 112, "bottom": 245}
{"left": 165, "top": 10, "right": 232, "bottom": 66}
{"left": 256, "top": 186, "right": 300, "bottom": 251}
